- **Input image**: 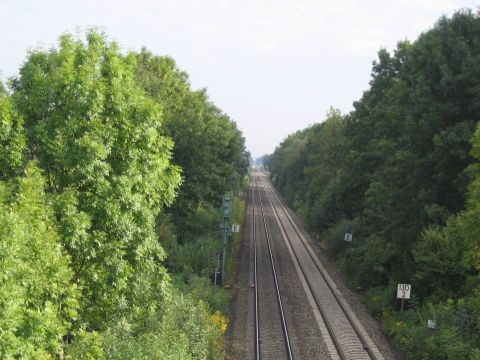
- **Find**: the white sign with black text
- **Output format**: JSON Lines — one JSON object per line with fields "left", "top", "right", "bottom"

{"left": 397, "top": 283, "right": 411, "bottom": 299}
{"left": 231, "top": 224, "right": 240, "bottom": 233}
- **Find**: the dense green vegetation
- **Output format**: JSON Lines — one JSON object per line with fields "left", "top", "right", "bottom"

{"left": 267, "top": 10, "right": 480, "bottom": 359}
{"left": 0, "top": 31, "right": 248, "bottom": 359}
{"left": 134, "top": 50, "right": 249, "bottom": 241}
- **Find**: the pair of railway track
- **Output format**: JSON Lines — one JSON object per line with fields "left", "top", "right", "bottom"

{"left": 251, "top": 172, "right": 383, "bottom": 360}
{"left": 252, "top": 177, "right": 293, "bottom": 359}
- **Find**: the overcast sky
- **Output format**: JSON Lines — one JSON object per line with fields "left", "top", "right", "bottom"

{"left": 1, "top": 0, "right": 477, "bottom": 157}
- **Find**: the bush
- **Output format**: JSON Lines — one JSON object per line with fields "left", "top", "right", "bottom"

{"left": 173, "top": 274, "right": 229, "bottom": 314}
{"left": 101, "top": 290, "right": 225, "bottom": 360}
{"left": 344, "top": 235, "right": 397, "bottom": 288}
{"left": 364, "top": 285, "right": 396, "bottom": 319}
{"left": 385, "top": 300, "right": 478, "bottom": 360}
{"left": 324, "top": 219, "right": 359, "bottom": 255}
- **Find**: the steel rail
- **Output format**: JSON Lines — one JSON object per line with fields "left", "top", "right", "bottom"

{"left": 256, "top": 176, "right": 348, "bottom": 360}
{"left": 256, "top": 181, "right": 294, "bottom": 360}
{"left": 264, "top": 179, "right": 378, "bottom": 359}
{"left": 259, "top": 175, "right": 380, "bottom": 360}
{"left": 252, "top": 183, "right": 260, "bottom": 360}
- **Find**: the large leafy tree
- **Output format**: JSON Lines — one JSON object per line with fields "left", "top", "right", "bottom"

{"left": 11, "top": 31, "right": 181, "bottom": 329}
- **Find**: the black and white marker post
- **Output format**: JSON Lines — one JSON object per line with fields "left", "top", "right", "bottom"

{"left": 344, "top": 232, "right": 352, "bottom": 263}
{"left": 397, "top": 283, "right": 411, "bottom": 311}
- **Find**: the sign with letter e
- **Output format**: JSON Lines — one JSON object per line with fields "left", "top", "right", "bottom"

{"left": 231, "top": 224, "right": 240, "bottom": 233}
{"left": 397, "top": 283, "right": 411, "bottom": 299}
{"left": 344, "top": 233, "right": 353, "bottom": 242}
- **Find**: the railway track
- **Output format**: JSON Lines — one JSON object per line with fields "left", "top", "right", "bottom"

{"left": 253, "top": 172, "right": 383, "bottom": 360}
{"left": 252, "top": 180, "right": 294, "bottom": 360}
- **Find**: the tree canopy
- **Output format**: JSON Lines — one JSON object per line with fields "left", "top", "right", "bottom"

{"left": 268, "top": 10, "right": 480, "bottom": 358}
{"left": 0, "top": 30, "right": 248, "bottom": 358}
{"left": 12, "top": 31, "right": 182, "bottom": 329}
{"left": 134, "top": 49, "right": 249, "bottom": 240}
{"left": 0, "top": 163, "right": 78, "bottom": 359}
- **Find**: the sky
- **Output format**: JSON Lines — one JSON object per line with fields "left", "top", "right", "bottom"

{"left": 0, "top": 0, "right": 477, "bottom": 158}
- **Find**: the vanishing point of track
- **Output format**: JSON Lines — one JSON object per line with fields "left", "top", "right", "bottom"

{"left": 251, "top": 172, "right": 383, "bottom": 360}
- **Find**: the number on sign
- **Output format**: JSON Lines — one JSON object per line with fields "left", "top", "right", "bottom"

{"left": 397, "top": 283, "right": 411, "bottom": 299}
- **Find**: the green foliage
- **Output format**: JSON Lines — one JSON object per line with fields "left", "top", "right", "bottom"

{"left": 225, "top": 195, "right": 247, "bottom": 288}
{"left": 324, "top": 219, "right": 359, "bottom": 255}
{"left": 131, "top": 49, "right": 249, "bottom": 357}
{"left": 364, "top": 285, "right": 396, "bottom": 319}
{"left": 270, "top": 10, "right": 480, "bottom": 289}
{"left": 460, "top": 123, "right": 480, "bottom": 272}
{"left": 134, "top": 49, "right": 249, "bottom": 241}
{"left": 386, "top": 299, "right": 479, "bottom": 360}
{"left": 173, "top": 274, "right": 229, "bottom": 315}
{"left": 0, "top": 162, "right": 78, "bottom": 359}
{"left": 269, "top": 128, "right": 309, "bottom": 208}
{"left": 11, "top": 30, "right": 181, "bottom": 329}
{"left": 65, "top": 330, "right": 104, "bottom": 360}
{"left": 0, "top": 28, "right": 248, "bottom": 358}
{"left": 413, "top": 224, "right": 468, "bottom": 301}
{"left": 0, "top": 96, "right": 25, "bottom": 179}
{"left": 382, "top": 108, "right": 480, "bottom": 359}
{"left": 101, "top": 291, "right": 225, "bottom": 360}
{"left": 268, "top": 10, "right": 480, "bottom": 358}
{"left": 171, "top": 236, "right": 221, "bottom": 275}
{"left": 346, "top": 235, "right": 399, "bottom": 288}
{"left": 0, "top": 81, "right": 6, "bottom": 96}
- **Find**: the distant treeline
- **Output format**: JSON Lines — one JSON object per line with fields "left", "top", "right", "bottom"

{"left": 266, "top": 10, "right": 480, "bottom": 359}
{"left": 0, "top": 31, "right": 248, "bottom": 359}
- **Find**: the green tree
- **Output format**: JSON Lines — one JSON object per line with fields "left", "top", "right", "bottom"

{"left": 3, "top": 29, "right": 246, "bottom": 359}
{"left": 0, "top": 81, "right": 6, "bottom": 96}
{"left": 269, "top": 129, "right": 309, "bottom": 207}
{"left": 0, "top": 163, "right": 78, "bottom": 359}
{"left": 11, "top": 31, "right": 181, "bottom": 329}
{"left": 134, "top": 49, "right": 249, "bottom": 241}
{"left": 0, "top": 96, "right": 25, "bottom": 179}
{"left": 271, "top": 10, "right": 480, "bottom": 291}
{"left": 460, "top": 123, "right": 480, "bottom": 272}
{"left": 303, "top": 108, "right": 347, "bottom": 229}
